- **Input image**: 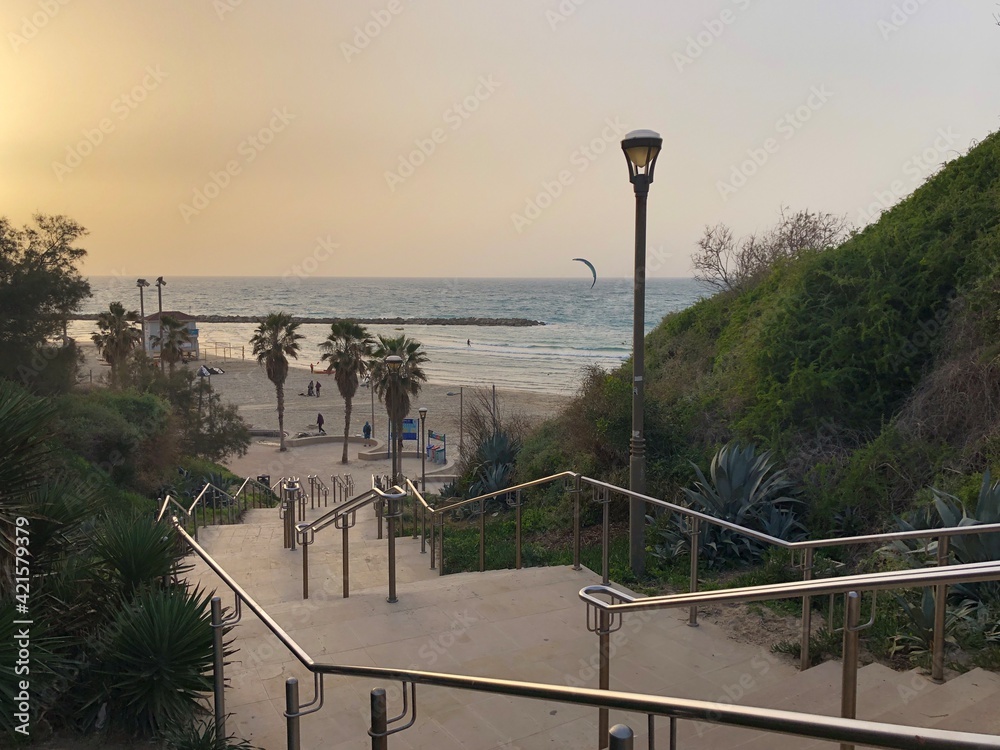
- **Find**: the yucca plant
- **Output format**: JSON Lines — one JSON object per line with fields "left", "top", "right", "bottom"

{"left": 92, "top": 511, "right": 188, "bottom": 599}
{"left": 87, "top": 586, "right": 224, "bottom": 735}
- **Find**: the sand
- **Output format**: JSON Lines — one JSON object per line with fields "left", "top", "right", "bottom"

{"left": 77, "top": 344, "right": 572, "bottom": 483}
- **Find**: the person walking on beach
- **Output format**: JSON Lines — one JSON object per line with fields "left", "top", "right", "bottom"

{"left": 363, "top": 421, "right": 372, "bottom": 446}
{"left": 317, "top": 413, "right": 325, "bottom": 435}
{"left": 307, "top": 380, "right": 314, "bottom": 397}
{"left": 315, "top": 380, "right": 321, "bottom": 397}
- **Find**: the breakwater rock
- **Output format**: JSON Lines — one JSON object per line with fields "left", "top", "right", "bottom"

{"left": 73, "top": 314, "right": 545, "bottom": 327}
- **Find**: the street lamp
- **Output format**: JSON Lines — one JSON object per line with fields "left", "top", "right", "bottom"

{"left": 446, "top": 388, "right": 463, "bottom": 456}
{"left": 418, "top": 407, "right": 428, "bottom": 493}
{"left": 384, "top": 354, "right": 403, "bottom": 605}
{"left": 621, "top": 128, "right": 662, "bottom": 579}
{"left": 155, "top": 276, "right": 166, "bottom": 372}
{"left": 136, "top": 278, "right": 149, "bottom": 353}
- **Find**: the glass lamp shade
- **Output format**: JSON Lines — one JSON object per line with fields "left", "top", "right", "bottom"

{"left": 621, "top": 129, "right": 663, "bottom": 179}
{"left": 386, "top": 355, "right": 403, "bottom": 372}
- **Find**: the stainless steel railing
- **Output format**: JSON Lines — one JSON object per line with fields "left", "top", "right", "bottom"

{"left": 404, "top": 471, "right": 1000, "bottom": 681}
{"left": 579, "top": 559, "right": 1000, "bottom": 750}
{"left": 174, "top": 518, "right": 1000, "bottom": 750}
{"left": 156, "top": 476, "right": 271, "bottom": 541}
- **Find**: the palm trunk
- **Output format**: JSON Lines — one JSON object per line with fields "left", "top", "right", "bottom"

{"left": 342, "top": 396, "right": 352, "bottom": 464}
{"left": 277, "top": 382, "right": 286, "bottom": 452}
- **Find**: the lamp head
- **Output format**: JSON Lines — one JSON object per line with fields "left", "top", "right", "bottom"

{"left": 136, "top": 278, "right": 149, "bottom": 288}
{"left": 621, "top": 129, "right": 663, "bottom": 186}
{"left": 385, "top": 354, "right": 403, "bottom": 373}
{"left": 418, "top": 407, "right": 427, "bottom": 419}
{"left": 155, "top": 276, "right": 166, "bottom": 286}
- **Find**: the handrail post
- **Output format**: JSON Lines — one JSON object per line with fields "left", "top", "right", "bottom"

{"left": 370, "top": 687, "right": 388, "bottom": 750}
{"left": 689, "top": 516, "right": 700, "bottom": 627}
{"left": 413, "top": 490, "right": 419, "bottom": 539}
{"left": 515, "top": 490, "right": 522, "bottom": 570}
{"left": 285, "top": 677, "right": 300, "bottom": 750}
{"left": 438, "top": 514, "right": 445, "bottom": 576}
{"left": 342, "top": 522, "right": 350, "bottom": 598}
{"left": 300, "top": 527, "right": 309, "bottom": 600}
{"left": 289, "top": 493, "right": 297, "bottom": 552}
{"left": 572, "top": 475, "right": 582, "bottom": 571}
{"left": 377, "top": 499, "right": 383, "bottom": 540}
{"left": 840, "top": 590, "right": 861, "bottom": 750}
{"left": 429, "top": 511, "right": 436, "bottom": 569}
{"left": 801, "top": 547, "right": 815, "bottom": 671}
{"left": 598, "top": 610, "right": 611, "bottom": 749}
{"left": 420, "top": 503, "right": 427, "bottom": 554}
{"left": 479, "top": 499, "right": 486, "bottom": 572}
{"left": 211, "top": 596, "right": 226, "bottom": 740}
{"left": 608, "top": 724, "right": 633, "bottom": 750}
{"left": 602, "top": 493, "right": 611, "bottom": 586}
{"left": 932, "top": 535, "right": 950, "bottom": 682}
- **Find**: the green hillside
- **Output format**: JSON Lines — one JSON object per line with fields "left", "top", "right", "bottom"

{"left": 525, "top": 128, "right": 1000, "bottom": 530}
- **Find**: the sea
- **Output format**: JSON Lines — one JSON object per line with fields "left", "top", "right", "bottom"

{"left": 70, "top": 277, "right": 707, "bottom": 395}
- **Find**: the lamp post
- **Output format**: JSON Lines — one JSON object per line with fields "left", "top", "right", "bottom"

{"left": 418, "top": 407, "right": 428, "bottom": 493}
{"left": 446, "top": 388, "right": 463, "bottom": 456}
{"left": 136, "top": 278, "right": 149, "bottom": 353}
{"left": 384, "top": 354, "right": 403, "bottom": 605}
{"left": 155, "top": 276, "right": 166, "bottom": 372}
{"left": 621, "top": 129, "right": 662, "bottom": 579}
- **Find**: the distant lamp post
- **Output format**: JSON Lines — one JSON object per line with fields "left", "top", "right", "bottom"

{"left": 385, "top": 355, "right": 403, "bottom": 485}
{"left": 446, "top": 388, "right": 463, "bottom": 456}
{"left": 418, "top": 407, "right": 428, "bottom": 493}
{"left": 155, "top": 276, "right": 166, "bottom": 372}
{"left": 384, "top": 354, "right": 403, "bottom": 605}
{"left": 136, "top": 278, "right": 149, "bottom": 353}
{"left": 621, "top": 128, "right": 662, "bottom": 579}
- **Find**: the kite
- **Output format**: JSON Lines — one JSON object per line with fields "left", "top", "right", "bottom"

{"left": 572, "top": 258, "right": 597, "bottom": 288}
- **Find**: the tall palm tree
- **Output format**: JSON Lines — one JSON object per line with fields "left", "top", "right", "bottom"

{"left": 91, "top": 301, "right": 141, "bottom": 387}
{"left": 149, "top": 315, "right": 192, "bottom": 372}
{"left": 319, "top": 321, "right": 373, "bottom": 464}
{"left": 370, "top": 334, "right": 428, "bottom": 479}
{"left": 250, "top": 312, "right": 303, "bottom": 452}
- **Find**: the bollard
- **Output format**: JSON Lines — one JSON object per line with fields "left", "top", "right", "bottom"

{"left": 285, "top": 678, "right": 300, "bottom": 750}
{"left": 370, "top": 687, "right": 388, "bottom": 750}
{"left": 608, "top": 723, "right": 633, "bottom": 750}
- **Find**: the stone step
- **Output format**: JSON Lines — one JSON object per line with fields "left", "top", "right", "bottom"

{"left": 926, "top": 668, "right": 1000, "bottom": 735}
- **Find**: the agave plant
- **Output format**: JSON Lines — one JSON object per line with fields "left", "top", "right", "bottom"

{"left": 889, "top": 588, "right": 979, "bottom": 657}
{"left": 88, "top": 586, "right": 226, "bottom": 735}
{"left": 92, "top": 511, "right": 187, "bottom": 599}
{"left": 651, "top": 442, "right": 805, "bottom": 568}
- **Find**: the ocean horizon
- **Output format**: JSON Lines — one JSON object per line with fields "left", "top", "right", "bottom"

{"left": 71, "top": 276, "right": 708, "bottom": 395}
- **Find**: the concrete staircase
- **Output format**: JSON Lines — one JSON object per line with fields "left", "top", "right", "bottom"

{"left": 187, "top": 502, "right": 1000, "bottom": 749}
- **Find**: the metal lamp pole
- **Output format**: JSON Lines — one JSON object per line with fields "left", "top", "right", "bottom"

{"left": 447, "top": 388, "right": 463, "bottom": 455}
{"left": 155, "top": 276, "right": 166, "bottom": 372}
{"left": 621, "top": 129, "right": 663, "bottom": 579}
{"left": 136, "top": 278, "right": 149, "bottom": 353}
{"left": 419, "top": 407, "right": 427, "bottom": 493}
{"left": 385, "top": 354, "right": 403, "bottom": 604}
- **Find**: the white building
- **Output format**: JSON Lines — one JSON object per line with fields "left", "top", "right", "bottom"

{"left": 144, "top": 311, "right": 200, "bottom": 361}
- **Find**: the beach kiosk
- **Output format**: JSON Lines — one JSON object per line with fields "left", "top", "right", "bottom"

{"left": 144, "top": 311, "right": 200, "bottom": 361}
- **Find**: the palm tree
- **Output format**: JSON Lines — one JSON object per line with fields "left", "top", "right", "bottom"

{"left": 250, "top": 312, "right": 303, "bottom": 452}
{"left": 319, "top": 321, "right": 373, "bottom": 464}
{"left": 91, "top": 301, "right": 141, "bottom": 387}
{"left": 149, "top": 315, "right": 192, "bottom": 372}
{"left": 370, "top": 334, "right": 428, "bottom": 479}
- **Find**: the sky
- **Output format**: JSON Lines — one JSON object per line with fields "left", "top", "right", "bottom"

{"left": 3, "top": 1, "right": 999, "bottom": 279}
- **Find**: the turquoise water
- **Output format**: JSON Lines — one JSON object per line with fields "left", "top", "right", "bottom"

{"left": 72, "top": 277, "right": 706, "bottom": 394}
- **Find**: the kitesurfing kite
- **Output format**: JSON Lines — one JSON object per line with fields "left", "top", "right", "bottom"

{"left": 572, "top": 258, "right": 597, "bottom": 288}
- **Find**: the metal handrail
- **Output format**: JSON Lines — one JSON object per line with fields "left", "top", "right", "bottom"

{"left": 433, "top": 471, "right": 577, "bottom": 513}
{"left": 156, "top": 494, "right": 189, "bottom": 523}
{"left": 175, "top": 519, "right": 1000, "bottom": 750}
{"left": 579, "top": 559, "right": 1000, "bottom": 614}
{"left": 187, "top": 482, "right": 234, "bottom": 515}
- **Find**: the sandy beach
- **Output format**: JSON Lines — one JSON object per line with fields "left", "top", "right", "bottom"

{"left": 78, "top": 344, "right": 572, "bottom": 482}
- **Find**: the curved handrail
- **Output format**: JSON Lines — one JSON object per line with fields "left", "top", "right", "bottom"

{"left": 580, "top": 559, "right": 1000, "bottom": 614}
{"left": 173, "top": 518, "right": 1000, "bottom": 750}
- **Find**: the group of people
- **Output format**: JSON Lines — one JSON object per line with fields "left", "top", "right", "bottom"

{"left": 305, "top": 380, "right": 322, "bottom": 397}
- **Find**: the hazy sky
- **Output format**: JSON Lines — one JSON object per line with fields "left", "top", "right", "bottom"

{"left": 3, "top": 1, "right": 999, "bottom": 279}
